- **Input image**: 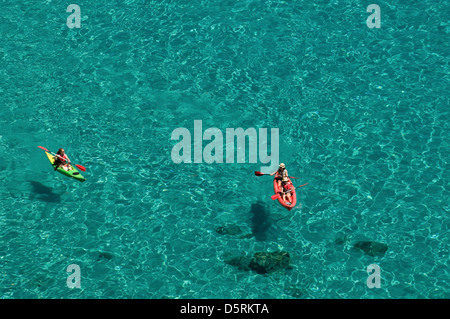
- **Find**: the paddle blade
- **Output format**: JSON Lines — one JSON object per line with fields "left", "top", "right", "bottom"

{"left": 38, "top": 146, "right": 50, "bottom": 152}
{"left": 271, "top": 193, "right": 281, "bottom": 200}
{"left": 74, "top": 164, "right": 86, "bottom": 172}
{"left": 254, "top": 171, "right": 265, "bottom": 176}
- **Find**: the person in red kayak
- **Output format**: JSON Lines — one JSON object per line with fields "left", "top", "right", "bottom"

{"left": 270, "top": 163, "right": 288, "bottom": 191}
{"left": 280, "top": 176, "right": 294, "bottom": 204}
{"left": 54, "top": 148, "right": 71, "bottom": 171}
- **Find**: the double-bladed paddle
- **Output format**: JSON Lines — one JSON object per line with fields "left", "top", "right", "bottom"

{"left": 254, "top": 171, "right": 301, "bottom": 179}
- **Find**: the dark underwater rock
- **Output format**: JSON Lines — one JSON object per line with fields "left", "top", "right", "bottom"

{"left": 97, "top": 251, "right": 114, "bottom": 261}
{"left": 216, "top": 224, "right": 242, "bottom": 236}
{"left": 224, "top": 255, "right": 251, "bottom": 271}
{"left": 353, "top": 241, "right": 388, "bottom": 257}
{"left": 225, "top": 251, "right": 291, "bottom": 274}
{"left": 153, "top": 225, "right": 162, "bottom": 233}
{"left": 249, "top": 251, "right": 291, "bottom": 274}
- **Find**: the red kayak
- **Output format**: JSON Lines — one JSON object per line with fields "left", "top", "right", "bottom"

{"left": 273, "top": 176, "right": 297, "bottom": 211}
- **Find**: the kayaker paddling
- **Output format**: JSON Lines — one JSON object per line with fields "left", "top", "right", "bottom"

{"left": 281, "top": 176, "right": 294, "bottom": 204}
{"left": 54, "top": 148, "right": 71, "bottom": 171}
{"left": 255, "top": 164, "right": 306, "bottom": 211}
{"left": 270, "top": 163, "right": 288, "bottom": 192}
{"left": 272, "top": 174, "right": 297, "bottom": 211}
{"left": 38, "top": 146, "right": 86, "bottom": 182}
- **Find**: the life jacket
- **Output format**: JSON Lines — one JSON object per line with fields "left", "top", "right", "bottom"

{"left": 55, "top": 154, "right": 68, "bottom": 163}
{"left": 276, "top": 168, "right": 288, "bottom": 178}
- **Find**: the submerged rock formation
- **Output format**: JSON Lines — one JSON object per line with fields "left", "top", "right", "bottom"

{"left": 216, "top": 224, "right": 253, "bottom": 239}
{"left": 216, "top": 224, "right": 242, "bottom": 236}
{"left": 353, "top": 241, "right": 388, "bottom": 257}
{"left": 333, "top": 234, "right": 389, "bottom": 257}
{"left": 224, "top": 255, "right": 251, "bottom": 272}
{"left": 225, "top": 251, "right": 291, "bottom": 274}
{"left": 97, "top": 251, "right": 114, "bottom": 261}
{"left": 249, "top": 251, "right": 291, "bottom": 274}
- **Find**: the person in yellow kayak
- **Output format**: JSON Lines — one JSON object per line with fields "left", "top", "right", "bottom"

{"left": 54, "top": 148, "right": 71, "bottom": 171}
{"left": 280, "top": 176, "right": 294, "bottom": 204}
{"left": 270, "top": 163, "right": 288, "bottom": 191}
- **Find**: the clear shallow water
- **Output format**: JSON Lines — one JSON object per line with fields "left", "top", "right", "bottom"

{"left": 0, "top": 0, "right": 448, "bottom": 298}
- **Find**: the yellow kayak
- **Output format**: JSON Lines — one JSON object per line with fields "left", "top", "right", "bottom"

{"left": 45, "top": 151, "right": 86, "bottom": 182}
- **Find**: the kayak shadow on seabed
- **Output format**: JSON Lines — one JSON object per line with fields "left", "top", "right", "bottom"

{"left": 29, "top": 181, "right": 62, "bottom": 203}
{"left": 250, "top": 201, "right": 282, "bottom": 242}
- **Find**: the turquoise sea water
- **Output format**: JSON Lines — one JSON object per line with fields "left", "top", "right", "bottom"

{"left": 0, "top": 0, "right": 448, "bottom": 299}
